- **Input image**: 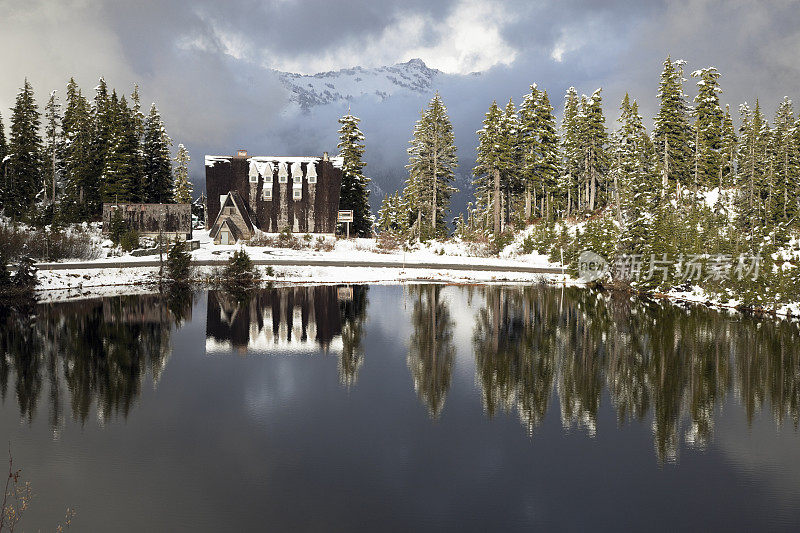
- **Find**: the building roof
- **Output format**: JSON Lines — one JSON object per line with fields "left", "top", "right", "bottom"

{"left": 209, "top": 191, "right": 255, "bottom": 240}
{"left": 205, "top": 155, "right": 344, "bottom": 169}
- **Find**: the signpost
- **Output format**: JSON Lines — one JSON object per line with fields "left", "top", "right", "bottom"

{"left": 338, "top": 210, "right": 354, "bottom": 238}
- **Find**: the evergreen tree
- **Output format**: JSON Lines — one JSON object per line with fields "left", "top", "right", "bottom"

{"left": 772, "top": 97, "right": 798, "bottom": 222}
{"left": 61, "top": 80, "right": 99, "bottom": 220}
{"left": 405, "top": 93, "right": 458, "bottom": 238}
{"left": 337, "top": 111, "right": 371, "bottom": 236}
{"left": 6, "top": 80, "right": 43, "bottom": 219}
{"left": 102, "top": 96, "right": 141, "bottom": 202}
{"left": 691, "top": 67, "right": 723, "bottom": 188}
{"left": 142, "top": 103, "right": 173, "bottom": 203}
{"left": 43, "top": 90, "right": 62, "bottom": 207}
{"left": 519, "top": 84, "right": 542, "bottom": 219}
{"left": 474, "top": 100, "right": 504, "bottom": 234}
{"left": 582, "top": 88, "right": 609, "bottom": 211}
{"left": 653, "top": 57, "right": 693, "bottom": 196}
{"left": 498, "top": 98, "right": 521, "bottom": 227}
{"left": 536, "top": 90, "right": 561, "bottom": 219}
{"left": 0, "top": 112, "right": 7, "bottom": 205}
{"left": 720, "top": 105, "right": 737, "bottom": 189}
{"left": 173, "top": 143, "right": 192, "bottom": 204}
{"left": 615, "top": 94, "right": 657, "bottom": 259}
{"left": 92, "top": 78, "right": 114, "bottom": 199}
{"left": 376, "top": 193, "right": 394, "bottom": 233}
{"left": 736, "top": 101, "right": 769, "bottom": 235}
{"left": 561, "top": 87, "right": 582, "bottom": 215}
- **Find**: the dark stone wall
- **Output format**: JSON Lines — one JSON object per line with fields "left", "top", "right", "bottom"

{"left": 102, "top": 203, "right": 192, "bottom": 237}
{"left": 205, "top": 156, "right": 342, "bottom": 234}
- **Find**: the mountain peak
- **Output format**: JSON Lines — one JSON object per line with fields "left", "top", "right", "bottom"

{"left": 278, "top": 59, "right": 441, "bottom": 109}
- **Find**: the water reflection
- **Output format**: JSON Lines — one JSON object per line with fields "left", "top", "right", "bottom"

{"left": 407, "top": 285, "right": 455, "bottom": 418}
{"left": 206, "top": 286, "right": 369, "bottom": 386}
{"left": 1, "top": 284, "right": 799, "bottom": 464}
{"left": 0, "top": 292, "right": 191, "bottom": 432}
{"left": 472, "top": 285, "right": 800, "bottom": 463}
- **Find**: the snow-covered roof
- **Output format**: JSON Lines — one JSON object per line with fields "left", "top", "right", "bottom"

{"left": 205, "top": 155, "right": 343, "bottom": 169}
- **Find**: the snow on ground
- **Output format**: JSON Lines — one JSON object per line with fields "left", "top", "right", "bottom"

{"left": 34, "top": 228, "right": 565, "bottom": 298}
{"left": 43, "top": 228, "right": 561, "bottom": 270}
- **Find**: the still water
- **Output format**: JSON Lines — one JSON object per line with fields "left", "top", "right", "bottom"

{"left": 2, "top": 284, "right": 800, "bottom": 531}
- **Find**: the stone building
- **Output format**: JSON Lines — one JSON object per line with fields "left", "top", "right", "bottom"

{"left": 205, "top": 150, "right": 343, "bottom": 242}
{"left": 101, "top": 203, "right": 193, "bottom": 240}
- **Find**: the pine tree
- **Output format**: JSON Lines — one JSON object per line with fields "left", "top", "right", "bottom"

{"left": 43, "top": 90, "right": 62, "bottom": 207}
{"left": 173, "top": 143, "right": 192, "bottom": 203}
{"left": 337, "top": 111, "right": 372, "bottom": 236}
{"left": 142, "top": 103, "right": 173, "bottom": 203}
{"left": 736, "top": 101, "right": 770, "bottom": 235}
{"left": 536, "top": 90, "right": 561, "bottom": 219}
{"left": 691, "top": 67, "right": 724, "bottom": 188}
{"left": 561, "top": 87, "right": 582, "bottom": 215}
{"left": 498, "top": 98, "right": 521, "bottom": 226}
{"left": 376, "top": 193, "right": 393, "bottom": 233}
{"left": 720, "top": 105, "right": 737, "bottom": 189}
{"left": 772, "top": 97, "right": 798, "bottom": 222}
{"left": 61, "top": 80, "right": 99, "bottom": 220}
{"left": 6, "top": 80, "right": 43, "bottom": 219}
{"left": 654, "top": 57, "right": 693, "bottom": 196}
{"left": 404, "top": 93, "right": 458, "bottom": 238}
{"left": 92, "top": 78, "right": 114, "bottom": 198}
{"left": 519, "top": 84, "right": 542, "bottom": 219}
{"left": 615, "top": 94, "right": 657, "bottom": 258}
{"left": 582, "top": 88, "right": 609, "bottom": 211}
{"left": 474, "top": 101, "right": 504, "bottom": 234}
{"left": 0, "top": 112, "right": 7, "bottom": 205}
{"left": 102, "top": 96, "right": 141, "bottom": 202}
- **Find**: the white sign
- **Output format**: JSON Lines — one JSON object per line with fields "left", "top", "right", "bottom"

{"left": 338, "top": 210, "right": 354, "bottom": 223}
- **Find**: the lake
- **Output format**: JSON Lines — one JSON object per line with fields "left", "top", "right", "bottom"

{"left": 1, "top": 284, "right": 800, "bottom": 531}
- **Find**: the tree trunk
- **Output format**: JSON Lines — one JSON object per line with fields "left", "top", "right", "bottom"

{"left": 493, "top": 167, "right": 501, "bottom": 235}
{"left": 525, "top": 184, "right": 531, "bottom": 220}
{"left": 662, "top": 136, "right": 669, "bottom": 197}
{"left": 431, "top": 126, "right": 438, "bottom": 237}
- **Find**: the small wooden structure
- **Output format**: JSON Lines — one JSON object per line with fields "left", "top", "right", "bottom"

{"left": 102, "top": 203, "right": 192, "bottom": 240}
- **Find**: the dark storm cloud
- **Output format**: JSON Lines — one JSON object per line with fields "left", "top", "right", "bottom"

{"left": 1, "top": 0, "right": 800, "bottom": 203}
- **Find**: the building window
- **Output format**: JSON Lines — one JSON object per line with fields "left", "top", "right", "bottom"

{"left": 263, "top": 188, "right": 272, "bottom": 201}
{"left": 293, "top": 189, "right": 302, "bottom": 200}
{"left": 308, "top": 174, "right": 317, "bottom": 184}
{"left": 279, "top": 174, "right": 288, "bottom": 183}
{"left": 293, "top": 174, "right": 302, "bottom": 185}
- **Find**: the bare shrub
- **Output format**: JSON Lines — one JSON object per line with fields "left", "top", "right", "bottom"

{"left": 314, "top": 237, "right": 334, "bottom": 252}
{"left": 0, "top": 223, "right": 100, "bottom": 261}
{"left": 376, "top": 232, "right": 401, "bottom": 253}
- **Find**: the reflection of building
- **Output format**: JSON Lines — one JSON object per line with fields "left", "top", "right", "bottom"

{"left": 205, "top": 287, "right": 344, "bottom": 355}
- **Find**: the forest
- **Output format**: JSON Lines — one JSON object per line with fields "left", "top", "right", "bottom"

{"left": 374, "top": 57, "right": 800, "bottom": 309}
{"left": 0, "top": 78, "right": 192, "bottom": 225}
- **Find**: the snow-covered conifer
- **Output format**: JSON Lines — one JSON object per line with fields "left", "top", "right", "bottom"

{"left": 337, "top": 111, "right": 372, "bottom": 236}
{"left": 142, "top": 103, "right": 173, "bottom": 203}
{"left": 173, "top": 143, "right": 192, "bottom": 204}
{"left": 6, "top": 79, "right": 43, "bottom": 219}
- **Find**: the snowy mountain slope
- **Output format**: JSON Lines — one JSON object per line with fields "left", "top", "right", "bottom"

{"left": 277, "top": 58, "right": 442, "bottom": 108}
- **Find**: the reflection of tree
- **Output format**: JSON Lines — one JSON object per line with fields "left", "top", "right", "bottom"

{"left": 407, "top": 285, "right": 455, "bottom": 419}
{"left": 338, "top": 286, "right": 369, "bottom": 388}
{"left": 473, "top": 287, "right": 556, "bottom": 435}
{"left": 471, "top": 285, "right": 800, "bottom": 464}
{"left": 0, "top": 293, "right": 188, "bottom": 429}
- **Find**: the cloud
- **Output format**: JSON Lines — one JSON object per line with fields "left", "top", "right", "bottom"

{"left": 1, "top": 0, "right": 800, "bottom": 209}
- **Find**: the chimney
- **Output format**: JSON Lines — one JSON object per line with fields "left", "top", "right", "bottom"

{"left": 322, "top": 151, "right": 329, "bottom": 161}
{"left": 237, "top": 149, "right": 248, "bottom": 157}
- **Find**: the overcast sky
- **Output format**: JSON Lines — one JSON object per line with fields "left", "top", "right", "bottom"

{"left": 1, "top": 0, "right": 799, "bottom": 201}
